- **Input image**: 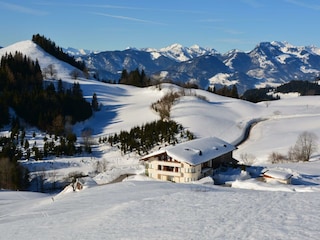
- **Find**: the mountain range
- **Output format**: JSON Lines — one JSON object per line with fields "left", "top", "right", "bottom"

{"left": 65, "top": 41, "right": 320, "bottom": 93}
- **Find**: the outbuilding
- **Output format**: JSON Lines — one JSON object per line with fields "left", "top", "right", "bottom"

{"left": 263, "top": 169, "right": 293, "bottom": 184}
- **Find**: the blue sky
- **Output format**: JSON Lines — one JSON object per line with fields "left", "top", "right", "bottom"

{"left": 0, "top": 0, "right": 319, "bottom": 53}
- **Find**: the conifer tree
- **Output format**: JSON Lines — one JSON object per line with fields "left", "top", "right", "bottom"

{"left": 91, "top": 93, "right": 99, "bottom": 111}
{"left": 231, "top": 85, "right": 239, "bottom": 98}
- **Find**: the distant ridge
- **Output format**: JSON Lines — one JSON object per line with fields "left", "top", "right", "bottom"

{"left": 75, "top": 41, "right": 320, "bottom": 93}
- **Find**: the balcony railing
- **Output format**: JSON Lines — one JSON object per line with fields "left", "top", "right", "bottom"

{"left": 157, "top": 170, "right": 182, "bottom": 177}
{"left": 156, "top": 161, "right": 181, "bottom": 168}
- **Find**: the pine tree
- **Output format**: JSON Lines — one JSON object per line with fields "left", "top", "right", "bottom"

{"left": 231, "top": 85, "right": 239, "bottom": 98}
{"left": 57, "top": 79, "right": 64, "bottom": 93}
{"left": 119, "top": 69, "right": 128, "bottom": 84}
{"left": 91, "top": 93, "right": 99, "bottom": 111}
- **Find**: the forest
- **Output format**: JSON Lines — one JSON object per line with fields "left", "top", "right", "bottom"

{"left": 0, "top": 52, "right": 92, "bottom": 131}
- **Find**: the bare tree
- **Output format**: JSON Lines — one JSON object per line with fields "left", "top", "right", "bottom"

{"left": 70, "top": 69, "right": 81, "bottom": 80}
{"left": 95, "top": 159, "right": 108, "bottom": 173}
{"left": 151, "top": 90, "right": 180, "bottom": 120}
{"left": 43, "top": 64, "right": 57, "bottom": 79}
{"left": 268, "top": 151, "right": 288, "bottom": 164}
{"left": 240, "top": 152, "right": 256, "bottom": 165}
{"left": 288, "top": 131, "right": 318, "bottom": 162}
{"left": 81, "top": 128, "right": 93, "bottom": 153}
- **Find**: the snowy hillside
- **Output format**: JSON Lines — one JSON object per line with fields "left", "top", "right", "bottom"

{"left": 1, "top": 40, "right": 320, "bottom": 239}
{"left": 0, "top": 40, "right": 77, "bottom": 80}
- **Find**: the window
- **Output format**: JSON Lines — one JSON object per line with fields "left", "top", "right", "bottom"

{"left": 163, "top": 166, "right": 174, "bottom": 172}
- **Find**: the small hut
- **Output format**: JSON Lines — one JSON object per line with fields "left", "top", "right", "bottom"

{"left": 263, "top": 169, "right": 293, "bottom": 184}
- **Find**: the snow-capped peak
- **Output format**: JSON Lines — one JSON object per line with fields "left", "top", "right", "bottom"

{"left": 306, "top": 45, "right": 320, "bottom": 55}
{"left": 160, "top": 43, "right": 184, "bottom": 52}
{"left": 270, "top": 41, "right": 292, "bottom": 48}
{"left": 64, "top": 47, "right": 97, "bottom": 56}
{"left": 143, "top": 43, "right": 217, "bottom": 62}
{"left": 190, "top": 44, "right": 201, "bottom": 50}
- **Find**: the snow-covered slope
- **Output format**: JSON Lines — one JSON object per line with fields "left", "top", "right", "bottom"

{"left": 234, "top": 96, "right": 320, "bottom": 163}
{"left": 0, "top": 40, "right": 79, "bottom": 79}
{"left": 1, "top": 179, "right": 319, "bottom": 240}
{"left": 72, "top": 81, "right": 163, "bottom": 137}
{"left": 2, "top": 40, "right": 320, "bottom": 239}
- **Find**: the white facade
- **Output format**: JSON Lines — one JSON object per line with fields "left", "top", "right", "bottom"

{"left": 141, "top": 137, "right": 236, "bottom": 183}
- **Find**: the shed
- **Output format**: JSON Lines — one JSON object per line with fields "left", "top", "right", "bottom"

{"left": 263, "top": 169, "right": 293, "bottom": 184}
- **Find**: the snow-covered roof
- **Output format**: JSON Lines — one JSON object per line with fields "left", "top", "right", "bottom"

{"left": 263, "top": 169, "right": 293, "bottom": 180}
{"left": 140, "top": 148, "right": 167, "bottom": 160}
{"left": 142, "top": 137, "right": 235, "bottom": 166}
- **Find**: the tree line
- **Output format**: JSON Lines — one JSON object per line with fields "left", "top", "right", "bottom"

{"left": 207, "top": 85, "right": 239, "bottom": 99}
{"left": 100, "top": 120, "right": 194, "bottom": 155}
{"left": 32, "top": 34, "right": 87, "bottom": 71}
{"left": 119, "top": 68, "right": 151, "bottom": 87}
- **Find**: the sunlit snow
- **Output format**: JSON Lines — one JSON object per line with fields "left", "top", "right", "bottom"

{"left": 1, "top": 40, "right": 320, "bottom": 240}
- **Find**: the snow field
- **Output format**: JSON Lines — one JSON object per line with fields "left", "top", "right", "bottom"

{"left": 1, "top": 181, "right": 320, "bottom": 240}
